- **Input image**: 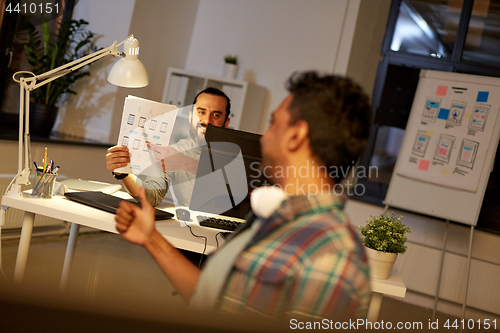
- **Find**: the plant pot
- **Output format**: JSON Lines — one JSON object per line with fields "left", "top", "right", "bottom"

{"left": 365, "top": 247, "right": 397, "bottom": 280}
{"left": 223, "top": 63, "right": 239, "bottom": 79}
{"left": 29, "top": 103, "right": 59, "bottom": 137}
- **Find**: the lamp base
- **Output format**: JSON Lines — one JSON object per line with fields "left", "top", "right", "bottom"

{"left": 6, "top": 183, "right": 20, "bottom": 196}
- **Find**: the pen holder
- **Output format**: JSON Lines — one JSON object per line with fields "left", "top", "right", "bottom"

{"left": 32, "top": 171, "right": 57, "bottom": 198}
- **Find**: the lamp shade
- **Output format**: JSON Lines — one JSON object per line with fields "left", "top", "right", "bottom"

{"left": 107, "top": 36, "right": 148, "bottom": 88}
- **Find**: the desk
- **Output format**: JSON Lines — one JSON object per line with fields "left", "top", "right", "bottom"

{"left": 1, "top": 191, "right": 225, "bottom": 288}
{"left": 2, "top": 191, "right": 406, "bottom": 320}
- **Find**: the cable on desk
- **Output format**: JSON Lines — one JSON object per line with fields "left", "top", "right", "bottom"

{"left": 215, "top": 232, "right": 226, "bottom": 248}
{"left": 182, "top": 221, "right": 207, "bottom": 269}
{"left": 0, "top": 208, "right": 8, "bottom": 282}
{"left": 0, "top": 228, "right": 8, "bottom": 282}
{"left": 172, "top": 222, "right": 208, "bottom": 298}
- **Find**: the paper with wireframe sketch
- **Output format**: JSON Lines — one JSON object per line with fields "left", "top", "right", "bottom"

{"left": 114, "top": 95, "right": 178, "bottom": 176}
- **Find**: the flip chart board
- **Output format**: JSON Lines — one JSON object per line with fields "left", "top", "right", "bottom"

{"left": 385, "top": 70, "right": 500, "bottom": 226}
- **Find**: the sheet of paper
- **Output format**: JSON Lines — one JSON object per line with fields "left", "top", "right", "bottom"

{"left": 115, "top": 96, "right": 178, "bottom": 176}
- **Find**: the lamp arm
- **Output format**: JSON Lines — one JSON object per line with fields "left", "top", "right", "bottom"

{"left": 30, "top": 47, "right": 117, "bottom": 91}
{"left": 6, "top": 35, "right": 134, "bottom": 197}
{"left": 37, "top": 34, "right": 131, "bottom": 80}
{"left": 16, "top": 35, "right": 134, "bottom": 91}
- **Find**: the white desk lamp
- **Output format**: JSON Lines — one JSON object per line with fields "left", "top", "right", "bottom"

{"left": 6, "top": 35, "right": 148, "bottom": 196}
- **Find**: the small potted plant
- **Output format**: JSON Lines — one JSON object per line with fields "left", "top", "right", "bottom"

{"left": 223, "top": 54, "right": 239, "bottom": 79}
{"left": 359, "top": 212, "right": 411, "bottom": 279}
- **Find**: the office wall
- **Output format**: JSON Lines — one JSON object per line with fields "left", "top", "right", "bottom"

{"left": 184, "top": 0, "right": 362, "bottom": 133}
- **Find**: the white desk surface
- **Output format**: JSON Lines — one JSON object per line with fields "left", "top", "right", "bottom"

{"left": 1, "top": 191, "right": 227, "bottom": 254}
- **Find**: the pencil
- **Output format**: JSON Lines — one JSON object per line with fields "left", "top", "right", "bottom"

{"left": 43, "top": 147, "right": 47, "bottom": 172}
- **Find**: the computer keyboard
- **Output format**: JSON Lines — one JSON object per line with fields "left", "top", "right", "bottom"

{"left": 197, "top": 216, "right": 244, "bottom": 231}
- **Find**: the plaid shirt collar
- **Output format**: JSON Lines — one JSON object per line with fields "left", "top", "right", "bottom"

{"left": 249, "top": 193, "right": 345, "bottom": 247}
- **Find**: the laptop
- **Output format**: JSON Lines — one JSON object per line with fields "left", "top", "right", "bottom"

{"left": 64, "top": 191, "right": 174, "bottom": 221}
{"left": 188, "top": 126, "right": 267, "bottom": 229}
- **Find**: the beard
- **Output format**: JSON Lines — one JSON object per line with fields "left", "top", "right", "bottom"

{"left": 189, "top": 121, "right": 206, "bottom": 146}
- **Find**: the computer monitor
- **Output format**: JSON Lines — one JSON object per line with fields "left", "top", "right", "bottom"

{"left": 189, "top": 125, "right": 267, "bottom": 219}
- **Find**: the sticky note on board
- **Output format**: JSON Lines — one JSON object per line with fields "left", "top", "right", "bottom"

{"left": 426, "top": 130, "right": 434, "bottom": 137}
{"left": 477, "top": 91, "right": 489, "bottom": 102}
{"left": 438, "top": 108, "right": 450, "bottom": 120}
{"left": 436, "top": 86, "right": 448, "bottom": 96}
{"left": 438, "top": 148, "right": 448, "bottom": 156}
{"left": 464, "top": 113, "right": 471, "bottom": 120}
{"left": 418, "top": 159, "right": 430, "bottom": 171}
{"left": 441, "top": 169, "right": 449, "bottom": 176}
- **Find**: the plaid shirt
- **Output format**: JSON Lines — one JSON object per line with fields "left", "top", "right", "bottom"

{"left": 216, "top": 194, "right": 371, "bottom": 320}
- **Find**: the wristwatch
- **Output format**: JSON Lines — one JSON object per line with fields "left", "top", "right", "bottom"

{"left": 112, "top": 171, "right": 128, "bottom": 180}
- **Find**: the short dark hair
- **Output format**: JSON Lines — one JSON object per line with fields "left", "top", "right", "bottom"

{"left": 286, "top": 71, "right": 372, "bottom": 180}
{"left": 192, "top": 87, "right": 231, "bottom": 122}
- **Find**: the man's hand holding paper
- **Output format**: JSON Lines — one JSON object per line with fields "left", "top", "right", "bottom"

{"left": 106, "top": 146, "right": 131, "bottom": 174}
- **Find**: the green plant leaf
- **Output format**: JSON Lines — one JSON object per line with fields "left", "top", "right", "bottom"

{"left": 359, "top": 212, "right": 411, "bottom": 254}
{"left": 224, "top": 55, "right": 238, "bottom": 65}
{"left": 41, "top": 16, "right": 50, "bottom": 56}
{"left": 23, "top": 16, "right": 100, "bottom": 107}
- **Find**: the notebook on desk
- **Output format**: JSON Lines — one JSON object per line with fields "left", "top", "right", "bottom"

{"left": 60, "top": 179, "right": 122, "bottom": 194}
{"left": 64, "top": 191, "right": 174, "bottom": 221}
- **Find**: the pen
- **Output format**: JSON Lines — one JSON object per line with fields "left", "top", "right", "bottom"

{"left": 52, "top": 166, "right": 60, "bottom": 174}
{"left": 34, "top": 161, "right": 43, "bottom": 172}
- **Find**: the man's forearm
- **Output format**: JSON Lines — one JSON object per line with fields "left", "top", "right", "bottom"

{"left": 121, "top": 174, "right": 140, "bottom": 197}
{"left": 184, "top": 157, "right": 198, "bottom": 175}
{"left": 119, "top": 173, "right": 168, "bottom": 207}
{"left": 144, "top": 230, "right": 201, "bottom": 302}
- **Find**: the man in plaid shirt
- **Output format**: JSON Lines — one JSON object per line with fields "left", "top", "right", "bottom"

{"left": 115, "top": 71, "right": 372, "bottom": 320}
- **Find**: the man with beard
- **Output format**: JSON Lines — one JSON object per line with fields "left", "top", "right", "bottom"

{"left": 114, "top": 71, "right": 372, "bottom": 320}
{"left": 106, "top": 87, "right": 231, "bottom": 206}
